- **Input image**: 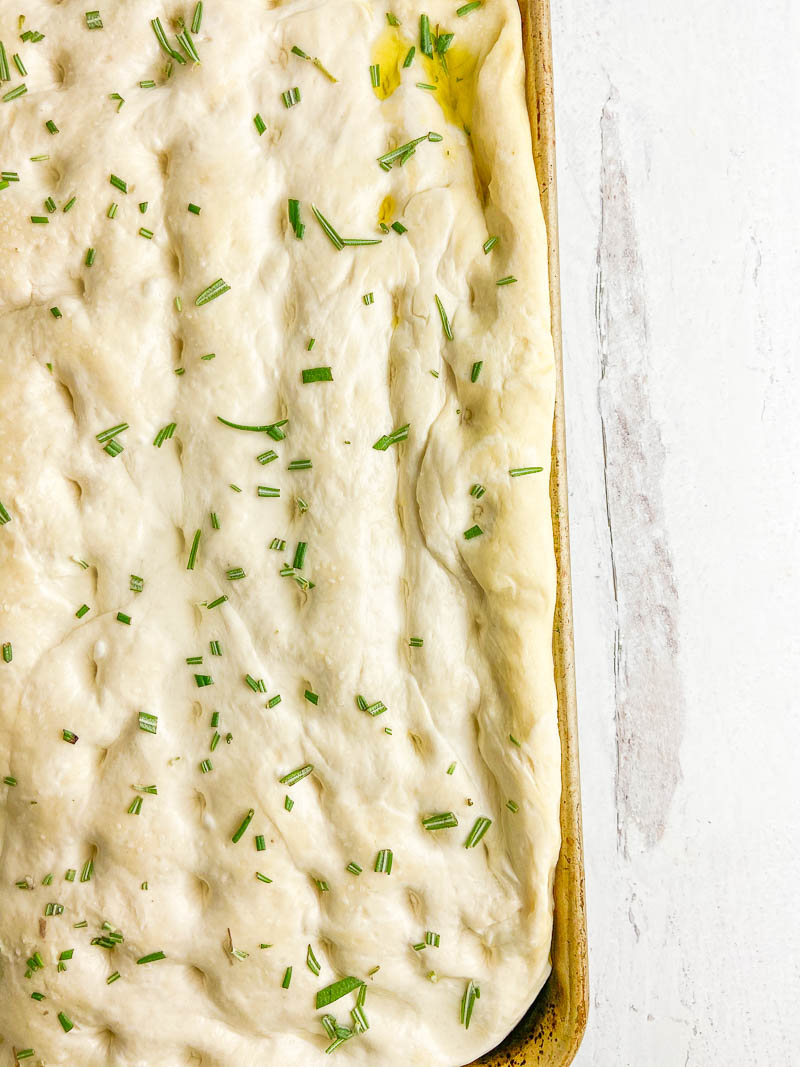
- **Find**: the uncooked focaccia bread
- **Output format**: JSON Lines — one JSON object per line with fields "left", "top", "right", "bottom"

{"left": 0, "top": 0, "right": 560, "bottom": 1063}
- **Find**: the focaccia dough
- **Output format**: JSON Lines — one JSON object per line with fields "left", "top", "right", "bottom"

{"left": 0, "top": 0, "right": 560, "bottom": 1064}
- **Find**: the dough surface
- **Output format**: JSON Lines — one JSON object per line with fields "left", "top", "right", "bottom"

{"left": 0, "top": 0, "right": 560, "bottom": 1063}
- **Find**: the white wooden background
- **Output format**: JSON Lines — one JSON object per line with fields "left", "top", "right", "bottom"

{"left": 551, "top": 2, "right": 800, "bottom": 1064}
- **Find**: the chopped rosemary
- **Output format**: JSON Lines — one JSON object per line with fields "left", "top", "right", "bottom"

{"left": 421, "top": 812, "right": 459, "bottom": 830}
{"left": 316, "top": 977, "right": 364, "bottom": 1009}
{"left": 2, "top": 83, "right": 27, "bottom": 102}
{"left": 434, "top": 294, "right": 453, "bottom": 340}
{"left": 177, "top": 28, "right": 200, "bottom": 63}
{"left": 420, "top": 14, "right": 433, "bottom": 57}
{"left": 374, "top": 849, "right": 393, "bottom": 874}
{"left": 279, "top": 764, "right": 313, "bottom": 786}
{"left": 302, "top": 366, "right": 333, "bottom": 383}
{"left": 509, "top": 466, "right": 544, "bottom": 477}
{"left": 290, "top": 45, "right": 338, "bottom": 82}
{"left": 232, "top": 808, "right": 255, "bottom": 843}
{"left": 186, "top": 529, "right": 201, "bottom": 569}
{"left": 307, "top": 944, "right": 321, "bottom": 975}
{"left": 138, "top": 711, "right": 158, "bottom": 734}
{"left": 150, "top": 17, "right": 185, "bottom": 64}
{"left": 356, "top": 694, "right": 386, "bottom": 717}
{"left": 377, "top": 130, "right": 441, "bottom": 170}
{"left": 461, "top": 979, "right": 480, "bottom": 1028}
{"left": 195, "top": 278, "right": 230, "bottom": 305}
{"left": 153, "top": 422, "right": 176, "bottom": 447}
{"left": 288, "top": 198, "right": 304, "bottom": 239}
{"left": 373, "top": 424, "right": 409, "bottom": 450}
{"left": 464, "top": 816, "right": 492, "bottom": 848}
{"left": 311, "top": 205, "right": 344, "bottom": 250}
{"left": 463, "top": 525, "right": 484, "bottom": 540}
{"left": 292, "top": 541, "right": 308, "bottom": 569}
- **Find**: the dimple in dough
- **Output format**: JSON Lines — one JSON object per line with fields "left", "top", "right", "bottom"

{"left": 0, "top": 0, "right": 560, "bottom": 1063}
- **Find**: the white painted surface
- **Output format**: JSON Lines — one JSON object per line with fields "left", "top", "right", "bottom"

{"left": 551, "top": 3, "right": 800, "bottom": 1064}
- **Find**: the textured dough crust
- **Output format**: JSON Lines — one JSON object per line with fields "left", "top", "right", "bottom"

{"left": 0, "top": 0, "right": 560, "bottom": 1063}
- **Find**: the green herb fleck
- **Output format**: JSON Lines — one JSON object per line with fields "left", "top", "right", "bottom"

{"left": 464, "top": 815, "right": 492, "bottom": 848}
{"left": 280, "top": 764, "right": 313, "bottom": 786}
{"left": 195, "top": 278, "right": 230, "bottom": 306}
{"left": 232, "top": 808, "right": 254, "bottom": 843}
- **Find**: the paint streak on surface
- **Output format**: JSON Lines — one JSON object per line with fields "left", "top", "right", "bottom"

{"left": 596, "top": 88, "right": 685, "bottom": 854}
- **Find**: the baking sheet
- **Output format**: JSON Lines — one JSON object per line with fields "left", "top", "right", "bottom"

{"left": 474, "top": 1, "right": 589, "bottom": 1063}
